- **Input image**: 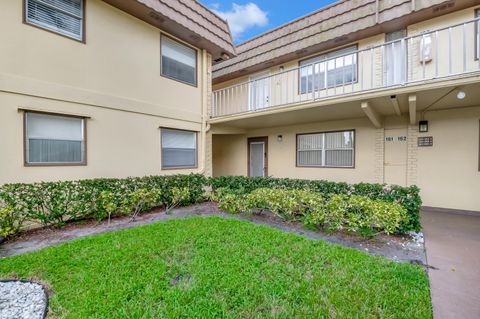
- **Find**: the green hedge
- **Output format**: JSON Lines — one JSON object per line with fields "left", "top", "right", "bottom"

{"left": 212, "top": 187, "right": 408, "bottom": 235}
{"left": 208, "top": 176, "right": 421, "bottom": 232}
{"left": 0, "top": 174, "right": 207, "bottom": 237}
{"left": 0, "top": 174, "right": 422, "bottom": 239}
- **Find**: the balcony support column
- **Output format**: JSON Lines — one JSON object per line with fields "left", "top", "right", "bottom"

{"left": 361, "top": 101, "right": 383, "bottom": 128}
{"left": 390, "top": 95, "right": 402, "bottom": 116}
{"left": 408, "top": 95, "right": 417, "bottom": 125}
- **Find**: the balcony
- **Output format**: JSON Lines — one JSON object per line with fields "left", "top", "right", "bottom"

{"left": 212, "top": 18, "right": 480, "bottom": 118}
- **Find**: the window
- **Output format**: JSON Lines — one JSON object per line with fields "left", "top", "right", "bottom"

{"left": 385, "top": 29, "right": 407, "bottom": 86}
{"left": 161, "top": 129, "right": 197, "bottom": 169}
{"left": 24, "top": 0, "right": 84, "bottom": 41}
{"left": 25, "top": 112, "right": 86, "bottom": 165}
{"left": 299, "top": 45, "right": 357, "bottom": 94}
{"left": 297, "top": 130, "right": 354, "bottom": 168}
{"left": 161, "top": 36, "right": 197, "bottom": 86}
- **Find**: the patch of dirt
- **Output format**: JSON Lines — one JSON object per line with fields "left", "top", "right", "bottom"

{"left": 0, "top": 202, "right": 427, "bottom": 266}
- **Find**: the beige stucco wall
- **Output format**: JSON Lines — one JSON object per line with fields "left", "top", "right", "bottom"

{"left": 0, "top": 92, "right": 205, "bottom": 184}
{"left": 212, "top": 107, "right": 480, "bottom": 211}
{"left": 212, "top": 134, "right": 247, "bottom": 177}
{"left": 416, "top": 106, "right": 480, "bottom": 211}
{"left": 213, "top": 117, "right": 378, "bottom": 184}
{"left": 0, "top": 0, "right": 203, "bottom": 119}
{"left": 0, "top": 0, "right": 212, "bottom": 184}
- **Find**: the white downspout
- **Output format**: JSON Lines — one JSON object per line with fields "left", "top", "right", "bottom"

{"left": 199, "top": 49, "right": 211, "bottom": 174}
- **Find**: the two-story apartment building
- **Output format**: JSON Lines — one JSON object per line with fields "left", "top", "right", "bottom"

{"left": 0, "top": 0, "right": 234, "bottom": 183}
{"left": 211, "top": 0, "right": 480, "bottom": 212}
{"left": 1, "top": 0, "right": 480, "bottom": 213}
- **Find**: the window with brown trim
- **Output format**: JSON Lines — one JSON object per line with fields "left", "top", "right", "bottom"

{"left": 297, "top": 130, "right": 355, "bottom": 168}
{"left": 24, "top": 111, "right": 86, "bottom": 165}
{"left": 161, "top": 128, "right": 197, "bottom": 169}
{"left": 24, "top": 0, "right": 85, "bottom": 41}
{"left": 161, "top": 35, "right": 197, "bottom": 86}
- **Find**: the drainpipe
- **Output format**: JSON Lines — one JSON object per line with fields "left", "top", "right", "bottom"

{"left": 198, "top": 49, "right": 211, "bottom": 175}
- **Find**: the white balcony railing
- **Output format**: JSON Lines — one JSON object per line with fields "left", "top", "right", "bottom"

{"left": 212, "top": 17, "right": 480, "bottom": 117}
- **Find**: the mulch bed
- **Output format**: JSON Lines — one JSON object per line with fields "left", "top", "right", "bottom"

{"left": 0, "top": 202, "right": 427, "bottom": 266}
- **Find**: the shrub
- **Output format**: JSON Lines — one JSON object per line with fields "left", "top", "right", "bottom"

{"left": 245, "top": 188, "right": 324, "bottom": 220}
{"left": 0, "top": 205, "right": 23, "bottom": 238}
{"left": 97, "top": 191, "right": 118, "bottom": 223}
{"left": 122, "top": 188, "right": 161, "bottom": 221}
{"left": 324, "top": 195, "right": 406, "bottom": 234}
{"left": 211, "top": 188, "right": 249, "bottom": 214}
{"left": 0, "top": 174, "right": 207, "bottom": 238}
{"left": 209, "top": 176, "right": 421, "bottom": 232}
{"left": 212, "top": 188, "right": 407, "bottom": 235}
{"left": 166, "top": 187, "right": 191, "bottom": 214}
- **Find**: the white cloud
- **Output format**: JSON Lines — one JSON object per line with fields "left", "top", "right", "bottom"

{"left": 213, "top": 3, "right": 268, "bottom": 41}
{"left": 210, "top": 2, "right": 220, "bottom": 10}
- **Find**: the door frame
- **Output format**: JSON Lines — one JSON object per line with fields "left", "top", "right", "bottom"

{"left": 248, "top": 71, "right": 270, "bottom": 111}
{"left": 248, "top": 136, "right": 268, "bottom": 177}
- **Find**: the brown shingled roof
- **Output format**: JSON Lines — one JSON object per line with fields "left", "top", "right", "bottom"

{"left": 103, "top": 0, "right": 236, "bottom": 59}
{"left": 213, "top": 0, "right": 475, "bottom": 83}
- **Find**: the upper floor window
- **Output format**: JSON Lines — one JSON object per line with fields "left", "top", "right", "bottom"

{"left": 297, "top": 130, "right": 354, "bottom": 168}
{"left": 161, "top": 36, "right": 197, "bottom": 86}
{"left": 25, "top": 0, "right": 84, "bottom": 41}
{"left": 25, "top": 112, "right": 86, "bottom": 165}
{"left": 299, "top": 45, "right": 357, "bottom": 94}
{"left": 161, "top": 128, "right": 197, "bottom": 169}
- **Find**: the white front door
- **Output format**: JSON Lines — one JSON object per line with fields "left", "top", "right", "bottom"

{"left": 385, "top": 30, "right": 407, "bottom": 86}
{"left": 384, "top": 127, "right": 408, "bottom": 186}
{"left": 249, "top": 137, "right": 267, "bottom": 177}
{"left": 249, "top": 72, "right": 270, "bottom": 111}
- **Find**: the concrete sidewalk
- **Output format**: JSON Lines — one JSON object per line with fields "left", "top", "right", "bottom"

{"left": 422, "top": 209, "right": 480, "bottom": 319}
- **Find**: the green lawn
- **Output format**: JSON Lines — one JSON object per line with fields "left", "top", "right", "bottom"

{"left": 0, "top": 217, "right": 432, "bottom": 318}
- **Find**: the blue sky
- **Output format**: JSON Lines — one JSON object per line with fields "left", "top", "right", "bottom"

{"left": 200, "top": 1, "right": 338, "bottom": 44}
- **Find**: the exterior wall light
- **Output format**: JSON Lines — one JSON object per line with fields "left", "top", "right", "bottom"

{"left": 456, "top": 90, "right": 466, "bottom": 100}
{"left": 277, "top": 134, "right": 283, "bottom": 142}
{"left": 419, "top": 120, "right": 429, "bottom": 133}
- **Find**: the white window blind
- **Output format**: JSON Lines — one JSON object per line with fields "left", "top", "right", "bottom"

{"left": 299, "top": 45, "right": 357, "bottom": 94}
{"left": 297, "top": 130, "right": 354, "bottom": 167}
{"left": 25, "top": 0, "right": 83, "bottom": 40}
{"left": 161, "top": 36, "right": 197, "bottom": 85}
{"left": 26, "top": 112, "right": 85, "bottom": 164}
{"left": 161, "top": 129, "right": 197, "bottom": 168}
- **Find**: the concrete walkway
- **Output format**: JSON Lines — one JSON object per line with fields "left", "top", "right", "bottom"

{"left": 422, "top": 208, "right": 480, "bottom": 319}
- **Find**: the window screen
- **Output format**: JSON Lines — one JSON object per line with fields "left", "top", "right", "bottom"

{"left": 297, "top": 130, "right": 354, "bottom": 167}
{"left": 161, "top": 129, "right": 197, "bottom": 168}
{"left": 161, "top": 36, "right": 197, "bottom": 85}
{"left": 25, "top": 112, "right": 85, "bottom": 164}
{"left": 25, "top": 0, "right": 84, "bottom": 40}
{"left": 299, "top": 46, "right": 357, "bottom": 94}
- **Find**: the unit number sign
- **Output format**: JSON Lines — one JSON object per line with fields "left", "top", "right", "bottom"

{"left": 385, "top": 136, "right": 407, "bottom": 142}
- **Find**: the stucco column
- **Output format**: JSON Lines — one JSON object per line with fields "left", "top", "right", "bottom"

{"left": 406, "top": 124, "right": 418, "bottom": 186}
{"left": 374, "top": 128, "right": 385, "bottom": 184}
